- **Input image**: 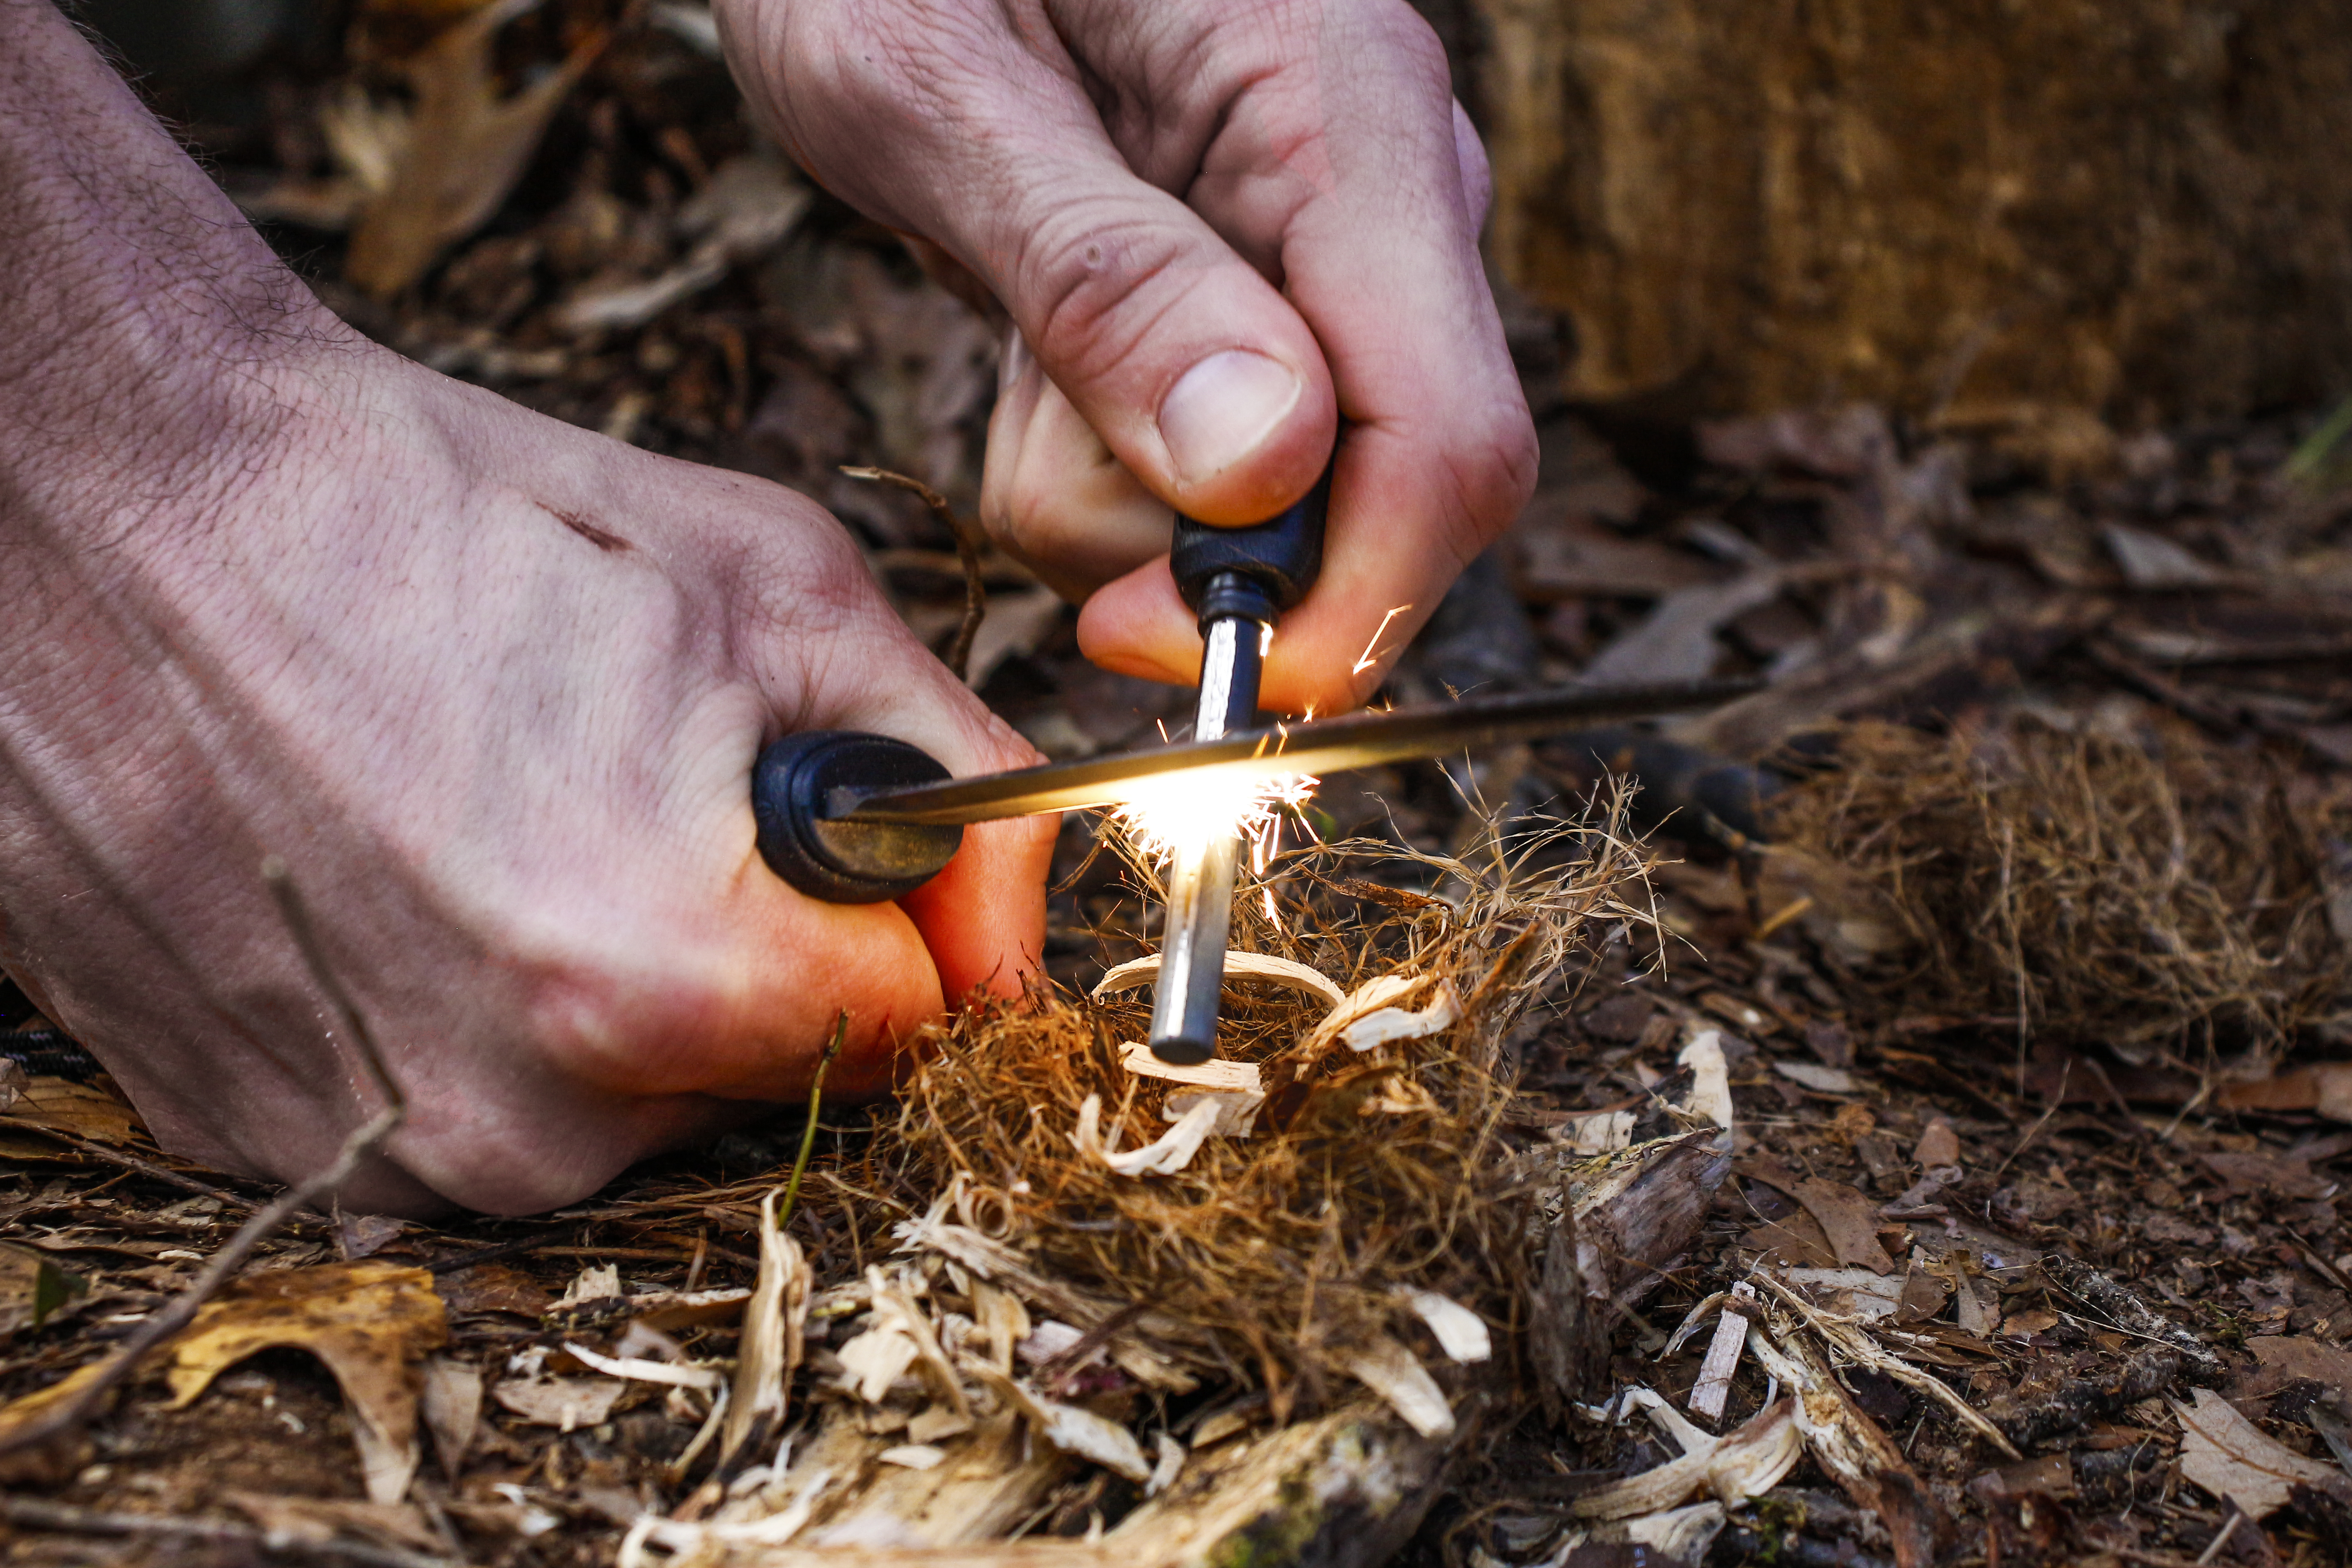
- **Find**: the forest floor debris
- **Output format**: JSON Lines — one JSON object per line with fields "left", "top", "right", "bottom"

{"left": 5, "top": 3, "right": 2352, "bottom": 1565}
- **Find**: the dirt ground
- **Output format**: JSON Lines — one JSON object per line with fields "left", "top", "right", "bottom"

{"left": 5, "top": 4, "right": 2352, "bottom": 1565}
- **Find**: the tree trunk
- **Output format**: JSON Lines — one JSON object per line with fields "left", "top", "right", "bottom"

{"left": 1471, "top": 0, "right": 2352, "bottom": 426}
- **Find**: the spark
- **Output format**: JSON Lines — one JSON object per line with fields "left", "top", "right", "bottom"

{"left": 1111, "top": 769, "right": 1318, "bottom": 864}
{"left": 1351, "top": 605, "right": 1413, "bottom": 676}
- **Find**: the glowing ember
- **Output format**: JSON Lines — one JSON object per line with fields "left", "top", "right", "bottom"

{"left": 1112, "top": 769, "right": 1318, "bottom": 864}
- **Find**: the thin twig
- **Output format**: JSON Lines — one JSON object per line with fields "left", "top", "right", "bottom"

{"left": 776, "top": 1012, "right": 848, "bottom": 1230}
{"left": 1991, "top": 1059, "right": 2070, "bottom": 1182}
{"left": 5, "top": 1125, "right": 264, "bottom": 1213}
{"left": 0, "top": 1494, "right": 457, "bottom": 1568}
{"left": 426, "top": 1231, "right": 568, "bottom": 1275}
{"left": 2192, "top": 1508, "right": 2244, "bottom": 1567}
{"left": 841, "top": 466, "right": 989, "bottom": 680}
{"left": 0, "top": 860, "right": 406, "bottom": 1458}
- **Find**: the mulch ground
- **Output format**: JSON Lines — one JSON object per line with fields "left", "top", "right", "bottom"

{"left": 5, "top": 4, "right": 2352, "bottom": 1564}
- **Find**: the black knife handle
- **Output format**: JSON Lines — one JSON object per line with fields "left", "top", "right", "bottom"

{"left": 1170, "top": 458, "right": 1332, "bottom": 625}
{"left": 752, "top": 731, "right": 963, "bottom": 903}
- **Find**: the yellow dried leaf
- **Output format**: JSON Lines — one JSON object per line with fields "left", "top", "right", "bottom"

{"left": 1, "top": 1077, "right": 146, "bottom": 1147}
{"left": 346, "top": 0, "right": 603, "bottom": 299}
{"left": 167, "top": 1261, "right": 448, "bottom": 1504}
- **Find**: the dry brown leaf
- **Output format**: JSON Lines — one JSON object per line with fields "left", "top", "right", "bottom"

{"left": 1580, "top": 573, "right": 1785, "bottom": 686}
{"left": 1513, "top": 517, "right": 1717, "bottom": 600}
{"left": 0, "top": 1243, "right": 85, "bottom": 1339}
{"left": 1913, "top": 1119, "right": 1961, "bottom": 1167}
{"left": 419, "top": 1355, "right": 482, "bottom": 1482}
{"left": 1792, "top": 1177, "right": 1897, "bottom": 1275}
{"left": 346, "top": 0, "right": 603, "bottom": 299}
{"left": 2245, "top": 1337, "right": 2352, "bottom": 1403}
{"left": 433, "top": 1261, "right": 553, "bottom": 1316}
{"left": 168, "top": 1260, "right": 448, "bottom": 1504}
{"left": 2175, "top": 1387, "right": 2345, "bottom": 1518}
{"left": 1, "top": 1076, "right": 147, "bottom": 1146}
{"left": 2217, "top": 1064, "right": 2352, "bottom": 1122}
{"left": 2199, "top": 1149, "right": 2328, "bottom": 1200}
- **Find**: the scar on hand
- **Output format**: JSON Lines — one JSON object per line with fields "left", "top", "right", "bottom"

{"left": 548, "top": 507, "right": 632, "bottom": 554}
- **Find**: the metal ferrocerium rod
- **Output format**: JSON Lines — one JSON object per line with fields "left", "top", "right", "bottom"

{"left": 1148, "top": 598, "right": 1270, "bottom": 1066}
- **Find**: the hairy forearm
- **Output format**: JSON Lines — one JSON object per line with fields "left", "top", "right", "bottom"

{"left": 0, "top": 0, "right": 348, "bottom": 529}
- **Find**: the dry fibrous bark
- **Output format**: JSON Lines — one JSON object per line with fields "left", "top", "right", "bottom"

{"left": 1984, "top": 1256, "right": 2224, "bottom": 1448}
{"left": 1529, "top": 1130, "right": 1728, "bottom": 1407}
{"left": 1474, "top": 0, "right": 2352, "bottom": 425}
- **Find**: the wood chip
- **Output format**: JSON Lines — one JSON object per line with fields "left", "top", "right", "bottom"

{"left": 1339, "top": 981, "right": 1461, "bottom": 1053}
{"left": 1117, "top": 1043, "right": 1262, "bottom": 1095}
{"left": 1688, "top": 1298, "right": 1749, "bottom": 1421}
{"left": 1570, "top": 1397, "right": 1800, "bottom": 1519}
{"left": 1093, "top": 951, "right": 1344, "bottom": 1008}
{"left": 1073, "top": 1093, "right": 1224, "bottom": 1177}
{"left": 1678, "top": 1030, "right": 1735, "bottom": 1132}
{"left": 979, "top": 1369, "right": 1152, "bottom": 1481}
{"left": 491, "top": 1375, "right": 624, "bottom": 1432}
{"left": 876, "top": 1443, "right": 946, "bottom": 1470}
{"left": 1340, "top": 1335, "right": 1455, "bottom": 1440}
{"left": 1404, "top": 1291, "right": 1492, "bottom": 1364}
{"left": 1774, "top": 1060, "right": 1859, "bottom": 1094}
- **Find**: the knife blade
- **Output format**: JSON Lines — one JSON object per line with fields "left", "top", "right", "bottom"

{"left": 826, "top": 675, "right": 1763, "bottom": 827}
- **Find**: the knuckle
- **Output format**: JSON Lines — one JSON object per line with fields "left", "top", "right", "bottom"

{"left": 518, "top": 935, "right": 742, "bottom": 1098}
{"left": 1443, "top": 402, "right": 1541, "bottom": 558}
{"left": 1014, "top": 208, "right": 1199, "bottom": 387}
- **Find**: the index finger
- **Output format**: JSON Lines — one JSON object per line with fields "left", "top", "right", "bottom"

{"left": 1070, "top": 0, "right": 1535, "bottom": 714}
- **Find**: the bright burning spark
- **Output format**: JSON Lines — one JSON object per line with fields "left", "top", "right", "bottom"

{"left": 1112, "top": 769, "right": 1318, "bottom": 864}
{"left": 1352, "top": 604, "right": 1413, "bottom": 676}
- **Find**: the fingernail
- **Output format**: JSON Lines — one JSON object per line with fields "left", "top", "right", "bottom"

{"left": 1158, "top": 350, "right": 1303, "bottom": 484}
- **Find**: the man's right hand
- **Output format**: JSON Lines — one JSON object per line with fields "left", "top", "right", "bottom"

{"left": 0, "top": 0, "right": 1051, "bottom": 1215}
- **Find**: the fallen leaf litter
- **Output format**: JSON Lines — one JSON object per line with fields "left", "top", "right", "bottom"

{"left": 2, "top": 3, "right": 2352, "bottom": 1565}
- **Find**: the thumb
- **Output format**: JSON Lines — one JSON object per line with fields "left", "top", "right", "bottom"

{"left": 725, "top": 7, "right": 1336, "bottom": 523}
{"left": 969, "top": 159, "right": 1339, "bottom": 524}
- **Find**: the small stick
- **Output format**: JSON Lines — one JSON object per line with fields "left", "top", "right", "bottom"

{"left": 0, "top": 859, "right": 406, "bottom": 1458}
{"left": 1687, "top": 1282, "right": 1754, "bottom": 1421}
{"left": 0, "top": 1494, "right": 456, "bottom": 1568}
{"left": 1991, "top": 1059, "right": 2069, "bottom": 1182}
{"left": 426, "top": 1232, "right": 566, "bottom": 1275}
{"left": 9, "top": 1126, "right": 264, "bottom": 1214}
{"left": 841, "top": 466, "right": 989, "bottom": 680}
{"left": 776, "top": 1012, "right": 848, "bottom": 1230}
{"left": 2192, "top": 1508, "right": 2244, "bottom": 1567}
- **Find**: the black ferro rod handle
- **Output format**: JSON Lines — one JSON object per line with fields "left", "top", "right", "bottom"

{"left": 748, "top": 464, "right": 1335, "bottom": 913}
{"left": 750, "top": 730, "right": 965, "bottom": 904}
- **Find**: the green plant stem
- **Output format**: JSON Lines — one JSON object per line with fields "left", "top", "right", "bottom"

{"left": 776, "top": 1011, "right": 847, "bottom": 1230}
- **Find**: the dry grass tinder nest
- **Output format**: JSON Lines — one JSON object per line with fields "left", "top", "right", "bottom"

{"left": 1772, "top": 716, "right": 2352, "bottom": 1059}
{"left": 859, "top": 804, "right": 1659, "bottom": 1413}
